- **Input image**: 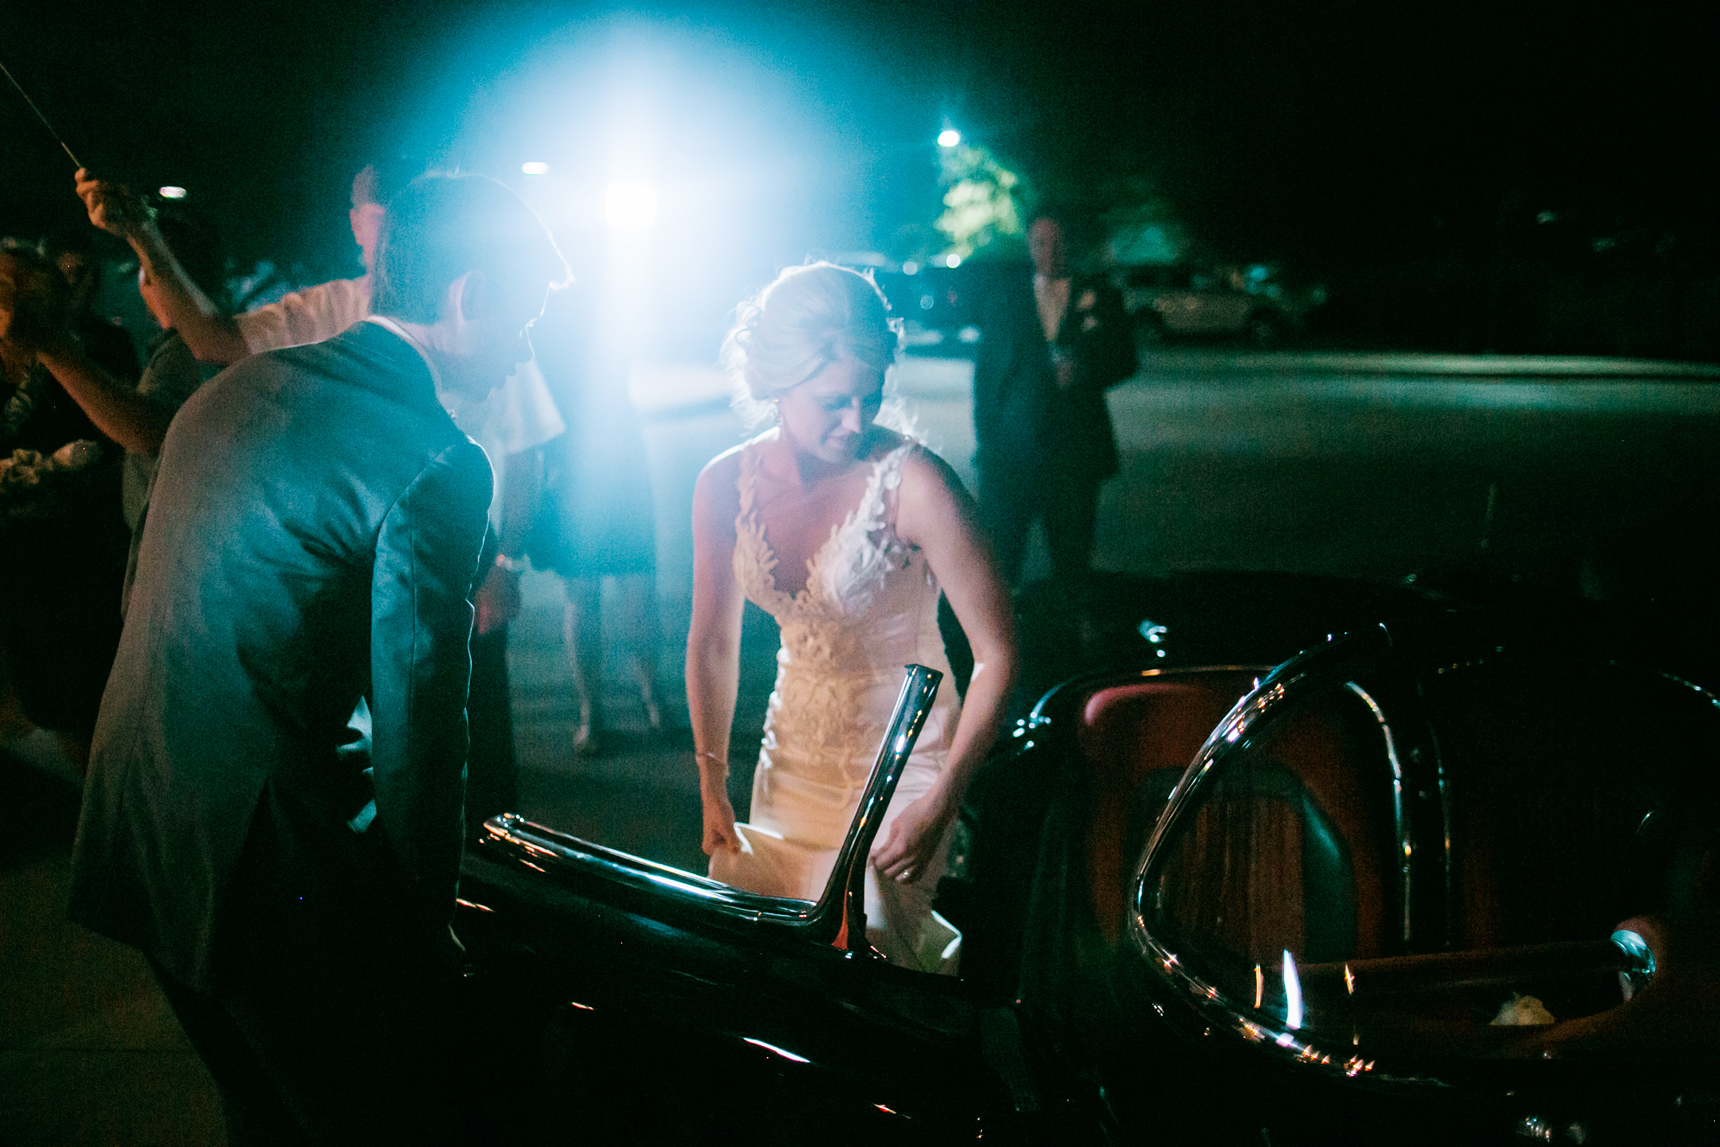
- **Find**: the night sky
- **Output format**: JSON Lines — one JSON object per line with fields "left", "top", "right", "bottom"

{"left": 5, "top": 1, "right": 1715, "bottom": 332}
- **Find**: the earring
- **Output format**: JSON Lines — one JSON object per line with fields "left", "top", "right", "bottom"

{"left": 772, "top": 400, "right": 783, "bottom": 426}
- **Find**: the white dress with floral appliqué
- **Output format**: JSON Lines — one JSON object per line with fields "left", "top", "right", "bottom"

{"left": 709, "top": 438, "right": 963, "bottom": 974}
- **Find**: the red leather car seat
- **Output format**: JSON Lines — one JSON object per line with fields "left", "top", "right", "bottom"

{"left": 1075, "top": 671, "right": 1264, "bottom": 942}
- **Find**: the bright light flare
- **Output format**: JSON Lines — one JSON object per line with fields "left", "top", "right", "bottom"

{"left": 605, "top": 181, "right": 658, "bottom": 232}
{"left": 937, "top": 129, "right": 961, "bottom": 148}
{"left": 520, "top": 161, "right": 551, "bottom": 176}
{"left": 158, "top": 186, "right": 187, "bottom": 200}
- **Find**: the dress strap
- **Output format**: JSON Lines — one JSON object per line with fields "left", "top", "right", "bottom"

{"left": 734, "top": 442, "right": 760, "bottom": 523}
{"left": 858, "top": 441, "right": 914, "bottom": 537}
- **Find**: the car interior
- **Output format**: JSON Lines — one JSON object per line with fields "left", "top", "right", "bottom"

{"left": 1133, "top": 656, "right": 1720, "bottom": 1063}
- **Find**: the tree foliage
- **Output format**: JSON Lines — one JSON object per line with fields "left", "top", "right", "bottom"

{"left": 935, "top": 143, "right": 1029, "bottom": 261}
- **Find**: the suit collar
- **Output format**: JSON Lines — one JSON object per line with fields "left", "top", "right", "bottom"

{"left": 327, "top": 319, "right": 446, "bottom": 417}
{"left": 363, "top": 315, "right": 444, "bottom": 396}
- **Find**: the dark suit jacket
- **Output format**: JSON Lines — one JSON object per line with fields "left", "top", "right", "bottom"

{"left": 972, "top": 267, "right": 1135, "bottom": 483}
{"left": 68, "top": 321, "right": 493, "bottom": 991}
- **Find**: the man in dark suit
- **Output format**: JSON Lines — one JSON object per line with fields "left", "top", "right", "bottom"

{"left": 972, "top": 209, "right": 1136, "bottom": 583}
{"left": 67, "top": 173, "right": 569, "bottom": 1145}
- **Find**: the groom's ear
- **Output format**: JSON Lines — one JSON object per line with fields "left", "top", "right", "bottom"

{"left": 443, "top": 271, "right": 492, "bottom": 324}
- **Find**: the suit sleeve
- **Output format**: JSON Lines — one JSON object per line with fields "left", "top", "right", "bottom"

{"left": 1075, "top": 281, "right": 1137, "bottom": 391}
{"left": 971, "top": 282, "right": 1019, "bottom": 454}
{"left": 368, "top": 438, "right": 493, "bottom": 943}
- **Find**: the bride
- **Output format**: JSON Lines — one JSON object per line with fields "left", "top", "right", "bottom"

{"left": 687, "top": 262, "right": 1017, "bottom": 974}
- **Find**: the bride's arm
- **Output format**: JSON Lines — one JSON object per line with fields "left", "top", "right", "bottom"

{"left": 872, "top": 447, "right": 1019, "bottom": 883}
{"left": 688, "top": 452, "right": 747, "bottom": 856}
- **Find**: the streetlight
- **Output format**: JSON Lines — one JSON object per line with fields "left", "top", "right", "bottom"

{"left": 937, "top": 129, "right": 961, "bottom": 148}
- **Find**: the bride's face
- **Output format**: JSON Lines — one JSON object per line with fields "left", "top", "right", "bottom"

{"left": 777, "top": 357, "right": 884, "bottom": 464}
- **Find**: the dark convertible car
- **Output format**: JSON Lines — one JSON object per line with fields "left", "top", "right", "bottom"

{"left": 453, "top": 582, "right": 1720, "bottom": 1145}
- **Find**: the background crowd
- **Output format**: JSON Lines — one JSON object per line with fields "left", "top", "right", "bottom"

{"left": 1, "top": 158, "right": 1131, "bottom": 799}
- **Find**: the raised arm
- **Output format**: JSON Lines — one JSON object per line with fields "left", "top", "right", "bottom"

{"left": 687, "top": 450, "right": 747, "bottom": 856}
{"left": 34, "top": 339, "right": 178, "bottom": 456}
{"left": 75, "top": 169, "right": 250, "bottom": 364}
{"left": 871, "top": 447, "right": 1019, "bottom": 882}
{"left": 3, "top": 252, "right": 176, "bottom": 455}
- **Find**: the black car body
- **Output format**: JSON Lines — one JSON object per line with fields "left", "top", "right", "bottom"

{"left": 454, "top": 579, "right": 1719, "bottom": 1145}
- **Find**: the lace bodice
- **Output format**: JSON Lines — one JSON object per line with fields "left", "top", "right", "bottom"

{"left": 735, "top": 440, "right": 941, "bottom": 658}
{"left": 734, "top": 439, "right": 954, "bottom": 785}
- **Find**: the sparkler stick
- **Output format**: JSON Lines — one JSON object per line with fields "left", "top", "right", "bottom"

{"left": 0, "top": 56, "right": 83, "bottom": 169}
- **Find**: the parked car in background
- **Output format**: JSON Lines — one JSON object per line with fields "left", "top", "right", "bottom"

{"left": 1119, "top": 263, "right": 1326, "bottom": 346}
{"left": 871, "top": 262, "right": 991, "bottom": 353}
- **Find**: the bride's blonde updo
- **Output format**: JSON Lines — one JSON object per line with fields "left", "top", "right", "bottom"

{"left": 722, "top": 262, "right": 904, "bottom": 427}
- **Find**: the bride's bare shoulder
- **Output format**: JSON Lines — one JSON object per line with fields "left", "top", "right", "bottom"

{"left": 897, "top": 441, "right": 968, "bottom": 496}
{"left": 693, "top": 434, "right": 773, "bottom": 532}
{"left": 893, "top": 443, "right": 979, "bottom": 541}
{"left": 894, "top": 443, "right": 976, "bottom": 529}
{"left": 697, "top": 430, "right": 775, "bottom": 487}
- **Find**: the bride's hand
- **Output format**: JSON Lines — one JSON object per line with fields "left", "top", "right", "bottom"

{"left": 700, "top": 782, "right": 742, "bottom": 856}
{"left": 870, "top": 790, "right": 954, "bottom": 884}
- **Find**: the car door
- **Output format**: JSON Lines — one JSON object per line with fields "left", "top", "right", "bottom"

{"left": 452, "top": 667, "right": 1025, "bottom": 1144}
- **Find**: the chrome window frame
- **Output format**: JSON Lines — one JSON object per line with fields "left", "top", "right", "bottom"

{"left": 471, "top": 665, "right": 944, "bottom": 957}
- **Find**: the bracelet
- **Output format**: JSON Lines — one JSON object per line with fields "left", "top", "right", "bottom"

{"left": 493, "top": 553, "right": 527, "bottom": 574}
{"left": 695, "top": 750, "right": 725, "bottom": 765}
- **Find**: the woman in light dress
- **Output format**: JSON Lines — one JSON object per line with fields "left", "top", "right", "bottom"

{"left": 687, "top": 263, "right": 1016, "bottom": 974}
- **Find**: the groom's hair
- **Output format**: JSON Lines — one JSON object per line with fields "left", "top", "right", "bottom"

{"left": 371, "top": 173, "right": 570, "bottom": 324}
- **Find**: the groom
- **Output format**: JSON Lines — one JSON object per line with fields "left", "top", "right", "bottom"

{"left": 68, "top": 173, "right": 569, "bottom": 1144}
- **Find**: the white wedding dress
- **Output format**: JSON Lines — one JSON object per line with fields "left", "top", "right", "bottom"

{"left": 709, "top": 438, "right": 963, "bottom": 974}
